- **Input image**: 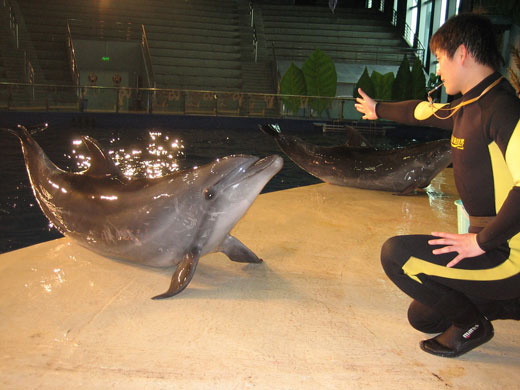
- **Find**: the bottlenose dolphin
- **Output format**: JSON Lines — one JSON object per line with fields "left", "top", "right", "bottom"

{"left": 260, "top": 124, "right": 451, "bottom": 194}
{"left": 4, "top": 125, "right": 283, "bottom": 299}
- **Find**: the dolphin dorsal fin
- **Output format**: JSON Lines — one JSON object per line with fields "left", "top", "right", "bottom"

{"left": 81, "top": 136, "right": 126, "bottom": 180}
{"left": 343, "top": 126, "right": 371, "bottom": 148}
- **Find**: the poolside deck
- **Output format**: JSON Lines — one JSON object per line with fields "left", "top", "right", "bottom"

{"left": 1, "top": 168, "right": 519, "bottom": 389}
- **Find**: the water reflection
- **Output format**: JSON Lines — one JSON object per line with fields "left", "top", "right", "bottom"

{"left": 37, "top": 267, "right": 66, "bottom": 294}
{"left": 425, "top": 171, "right": 457, "bottom": 229}
{"left": 69, "top": 130, "right": 186, "bottom": 179}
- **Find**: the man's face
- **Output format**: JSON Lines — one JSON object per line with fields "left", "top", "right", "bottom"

{"left": 435, "top": 48, "right": 463, "bottom": 96}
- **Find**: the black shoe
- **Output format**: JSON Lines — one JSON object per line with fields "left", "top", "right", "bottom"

{"left": 419, "top": 315, "right": 494, "bottom": 358}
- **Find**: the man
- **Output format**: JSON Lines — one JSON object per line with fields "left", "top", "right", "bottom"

{"left": 355, "top": 13, "right": 520, "bottom": 358}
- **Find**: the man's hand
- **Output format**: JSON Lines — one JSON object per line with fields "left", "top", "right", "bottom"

{"left": 428, "top": 232, "right": 485, "bottom": 268}
{"left": 354, "top": 88, "right": 378, "bottom": 120}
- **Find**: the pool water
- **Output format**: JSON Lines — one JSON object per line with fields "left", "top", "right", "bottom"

{"left": 0, "top": 123, "right": 444, "bottom": 253}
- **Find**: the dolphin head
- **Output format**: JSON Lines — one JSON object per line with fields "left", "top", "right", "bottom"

{"left": 193, "top": 154, "right": 283, "bottom": 248}
{"left": 202, "top": 154, "right": 283, "bottom": 208}
{"left": 422, "top": 139, "right": 452, "bottom": 175}
{"left": 408, "top": 139, "right": 452, "bottom": 191}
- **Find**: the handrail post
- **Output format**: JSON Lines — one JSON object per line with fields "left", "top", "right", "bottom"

{"left": 254, "top": 30, "right": 258, "bottom": 63}
{"left": 7, "top": 84, "right": 11, "bottom": 110}
{"left": 147, "top": 89, "right": 153, "bottom": 114}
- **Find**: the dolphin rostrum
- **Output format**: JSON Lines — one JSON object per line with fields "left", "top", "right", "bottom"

{"left": 4, "top": 125, "right": 283, "bottom": 299}
{"left": 260, "top": 124, "right": 451, "bottom": 195}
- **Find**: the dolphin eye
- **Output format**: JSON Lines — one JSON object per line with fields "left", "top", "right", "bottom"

{"left": 203, "top": 188, "right": 215, "bottom": 200}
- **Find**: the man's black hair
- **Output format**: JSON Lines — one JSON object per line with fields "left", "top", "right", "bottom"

{"left": 429, "top": 13, "right": 504, "bottom": 71}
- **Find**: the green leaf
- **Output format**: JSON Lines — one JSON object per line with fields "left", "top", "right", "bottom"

{"left": 410, "top": 57, "right": 426, "bottom": 100}
{"left": 354, "top": 67, "right": 375, "bottom": 99}
{"left": 280, "top": 62, "right": 306, "bottom": 114}
{"left": 392, "top": 55, "right": 412, "bottom": 100}
{"left": 302, "top": 49, "right": 337, "bottom": 115}
{"left": 371, "top": 71, "right": 394, "bottom": 100}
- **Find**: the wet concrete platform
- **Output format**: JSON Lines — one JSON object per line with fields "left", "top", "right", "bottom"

{"left": 1, "top": 168, "right": 519, "bottom": 389}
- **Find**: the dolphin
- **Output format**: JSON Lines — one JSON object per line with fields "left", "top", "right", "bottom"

{"left": 4, "top": 125, "right": 283, "bottom": 299}
{"left": 260, "top": 124, "right": 451, "bottom": 195}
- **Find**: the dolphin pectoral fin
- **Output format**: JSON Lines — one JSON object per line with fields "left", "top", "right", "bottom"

{"left": 220, "top": 235, "right": 263, "bottom": 263}
{"left": 151, "top": 249, "right": 201, "bottom": 300}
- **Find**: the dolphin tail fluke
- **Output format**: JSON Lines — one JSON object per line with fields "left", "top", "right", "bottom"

{"left": 26, "top": 123, "right": 49, "bottom": 135}
{"left": 258, "top": 124, "right": 282, "bottom": 138}
{"left": 151, "top": 249, "right": 201, "bottom": 299}
{"left": 220, "top": 234, "right": 263, "bottom": 263}
{"left": 1, "top": 123, "right": 48, "bottom": 138}
{"left": 1, "top": 125, "right": 24, "bottom": 139}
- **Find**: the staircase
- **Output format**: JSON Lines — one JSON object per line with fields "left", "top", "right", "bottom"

{"left": 259, "top": 3, "right": 410, "bottom": 66}
{"left": 147, "top": 0, "right": 242, "bottom": 91}
{"left": 8, "top": 0, "right": 415, "bottom": 111}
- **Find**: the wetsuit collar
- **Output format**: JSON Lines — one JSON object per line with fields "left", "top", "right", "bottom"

{"left": 462, "top": 72, "right": 503, "bottom": 102}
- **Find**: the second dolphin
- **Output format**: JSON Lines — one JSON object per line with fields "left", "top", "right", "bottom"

{"left": 260, "top": 124, "right": 451, "bottom": 195}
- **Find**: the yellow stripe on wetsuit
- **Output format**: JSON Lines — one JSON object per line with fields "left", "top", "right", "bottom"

{"left": 402, "top": 255, "right": 520, "bottom": 284}
{"left": 414, "top": 101, "right": 449, "bottom": 120}
{"left": 505, "top": 120, "right": 520, "bottom": 187}
{"left": 402, "top": 120, "right": 520, "bottom": 284}
{"left": 488, "top": 120, "right": 520, "bottom": 273}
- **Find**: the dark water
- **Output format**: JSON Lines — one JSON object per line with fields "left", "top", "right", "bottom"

{"left": 0, "top": 123, "right": 445, "bottom": 253}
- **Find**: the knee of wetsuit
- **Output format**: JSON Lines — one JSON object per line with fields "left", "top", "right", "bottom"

{"left": 407, "top": 299, "right": 451, "bottom": 334}
{"left": 380, "top": 236, "right": 404, "bottom": 276}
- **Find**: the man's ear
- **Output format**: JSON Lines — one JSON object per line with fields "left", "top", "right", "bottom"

{"left": 457, "top": 44, "right": 469, "bottom": 65}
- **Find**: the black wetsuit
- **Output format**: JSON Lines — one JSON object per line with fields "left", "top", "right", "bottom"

{"left": 376, "top": 72, "right": 520, "bottom": 330}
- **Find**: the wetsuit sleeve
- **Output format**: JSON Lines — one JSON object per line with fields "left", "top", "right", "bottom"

{"left": 477, "top": 98, "right": 520, "bottom": 251}
{"left": 376, "top": 100, "right": 454, "bottom": 130}
{"left": 477, "top": 189, "right": 520, "bottom": 251}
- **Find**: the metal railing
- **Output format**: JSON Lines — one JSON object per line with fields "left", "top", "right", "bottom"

{"left": 141, "top": 24, "right": 156, "bottom": 89}
{"left": 66, "top": 21, "right": 80, "bottom": 88}
{"left": 271, "top": 41, "right": 422, "bottom": 66}
{"left": 250, "top": 1, "right": 258, "bottom": 63}
{"left": 391, "top": 9, "right": 426, "bottom": 65}
{"left": 24, "top": 51, "right": 34, "bottom": 99}
{"left": 2, "top": 0, "right": 36, "bottom": 92}
{"left": 2, "top": 0, "right": 19, "bottom": 48}
{"left": 65, "top": 19, "right": 156, "bottom": 106}
{"left": 0, "top": 82, "right": 363, "bottom": 121}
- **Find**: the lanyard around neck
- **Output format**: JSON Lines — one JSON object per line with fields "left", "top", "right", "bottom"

{"left": 428, "top": 76, "right": 504, "bottom": 120}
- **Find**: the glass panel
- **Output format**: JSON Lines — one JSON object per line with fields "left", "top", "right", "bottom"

{"left": 0, "top": 83, "right": 366, "bottom": 121}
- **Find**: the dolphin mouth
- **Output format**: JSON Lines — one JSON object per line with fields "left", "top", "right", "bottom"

{"left": 209, "top": 154, "right": 283, "bottom": 194}
{"left": 229, "top": 154, "right": 283, "bottom": 186}
{"left": 243, "top": 154, "right": 283, "bottom": 178}
{"left": 230, "top": 154, "right": 283, "bottom": 190}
